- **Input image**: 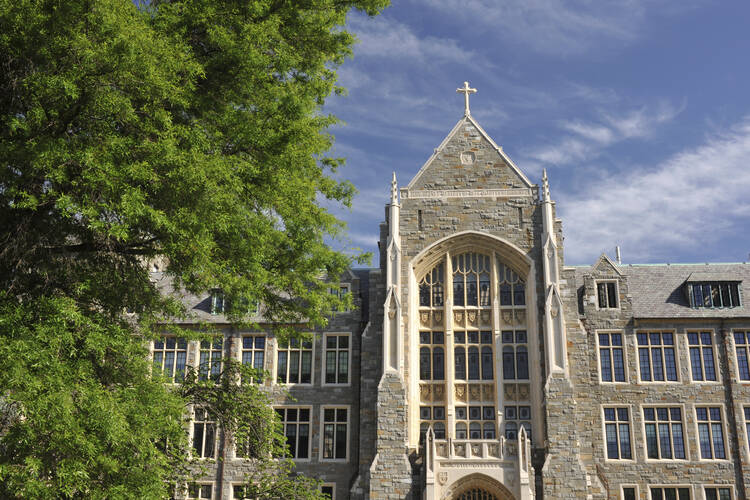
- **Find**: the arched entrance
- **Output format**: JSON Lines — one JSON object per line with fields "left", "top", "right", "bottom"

{"left": 441, "top": 473, "right": 515, "bottom": 500}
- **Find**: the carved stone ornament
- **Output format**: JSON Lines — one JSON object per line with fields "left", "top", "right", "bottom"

{"left": 468, "top": 311, "right": 477, "bottom": 324}
{"left": 438, "top": 472, "right": 448, "bottom": 485}
{"left": 388, "top": 307, "right": 396, "bottom": 320}
{"left": 518, "top": 384, "right": 530, "bottom": 400}
{"left": 455, "top": 385, "right": 466, "bottom": 402}
{"left": 504, "top": 384, "right": 516, "bottom": 401}
{"left": 455, "top": 443, "right": 466, "bottom": 457}
{"left": 460, "top": 151, "right": 476, "bottom": 165}
{"left": 502, "top": 310, "right": 513, "bottom": 325}
{"left": 547, "top": 246, "right": 555, "bottom": 259}
{"left": 488, "top": 443, "right": 500, "bottom": 458}
{"left": 482, "top": 384, "right": 493, "bottom": 401}
{"left": 515, "top": 310, "right": 526, "bottom": 325}
{"left": 420, "top": 311, "right": 430, "bottom": 325}
{"left": 550, "top": 305, "right": 558, "bottom": 318}
{"left": 469, "top": 385, "right": 481, "bottom": 401}
{"left": 434, "top": 311, "right": 443, "bottom": 324}
{"left": 420, "top": 384, "right": 431, "bottom": 402}
{"left": 434, "top": 384, "right": 445, "bottom": 401}
{"left": 481, "top": 310, "right": 491, "bottom": 324}
{"left": 454, "top": 311, "right": 464, "bottom": 323}
{"left": 471, "top": 444, "right": 481, "bottom": 456}
{"left": 436, "top": 443, "right": 447, "bottom": 458}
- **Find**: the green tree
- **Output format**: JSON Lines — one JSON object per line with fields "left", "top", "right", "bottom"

{"left": 0, "top": 0, "right": 385, "bottom": 497}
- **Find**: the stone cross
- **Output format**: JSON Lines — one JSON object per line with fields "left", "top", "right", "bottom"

{"left": 456, "top": 81, "right": 477, "bottom": 116}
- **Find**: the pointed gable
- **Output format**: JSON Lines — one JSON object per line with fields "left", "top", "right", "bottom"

{"left": 592, "top": 253, "right": 623, "bottom": 277}
{"left": 406, "top": 115, "right": 533, "bottom": 192}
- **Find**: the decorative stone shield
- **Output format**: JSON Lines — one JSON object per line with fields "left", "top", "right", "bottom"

{"left": 434, "top": 384, "right": 445, "bottom": 401}
{"left": 455, "top": 385, "right": 466, "bottom": 402}
{"left": 468, "top": 311, "right": 477, "bottom": 324}
{"left": 504, "top": 384, "right": 516, "bottom": 401}
{"left": 420, "top": 311, "right": 430, "bottom": 325}
{"left": 515, "top": 310, "right": 526, "bottom": 325}
{"left": 454, "top": 311, "right": 464, "bottom": 323}
{"left": 438, "top": 472, "right": 448, "bottom": 485}
{"left": 502, "top": 310, "right": 513, "bottom": 324}
{"left": 420, "top": 384, "right": 431, "bottom": 402}
{"left": 434, "top": 311, "right": 443, "bottom": 324}
{"left": 469, "top": 385, "right": 481, "bottom": 401}
{"left": 482, "top": 384, "right": 493, "bottom": 401}
{"left": 481, "top": 310, "right": 491, "bottom": 324}
{"left": 518, "top": 384, "right": 529, "bottom": 400}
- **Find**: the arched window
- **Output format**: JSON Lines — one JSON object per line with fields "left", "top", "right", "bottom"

{"left": 502, "top": 346, "right": 515, "bottom": 379}
{"left": 469, "top": 422, "right": 481, "bottom": 439}
{"left": 505, "top": 421, "right": 518, "bottom": 440}
{"left": 516, "top": 346, "right": 529, "bottom": 380}
{"left": 456, "top": 422, "right": 467, "bottom": 439}
{"left": 455, "top": 347, "right": 466, "bottom": 380}
{"left": 468, "top": 346, "right": 480, "bottom": 380}
{"left": 483, "top": 422, "right": 496, "bottom": 439}
{"left": 481, "top": 346, "right": 493, "bottom": 380}
{"left": 420, "top": 347, "right": 431, "bottom": 380}
{"left": 433, "top": 347, "right": 445, "bottom": 380}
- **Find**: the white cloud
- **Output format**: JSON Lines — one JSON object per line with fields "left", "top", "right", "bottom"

{"left": 523, "top": 101, "right": 683, "bottom": 166}
{"left": 414, "top": 0, "right": 702, "bottom": 56}
{"left": 559, "top": 118, "right": 750, "bottom": 263}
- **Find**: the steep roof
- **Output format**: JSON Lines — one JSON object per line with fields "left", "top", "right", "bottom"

{"left": 574, "top": 263, "right": 750, "bottom": 319}
{"left": 405, "top": 114, "right": 534, "bottom": 192}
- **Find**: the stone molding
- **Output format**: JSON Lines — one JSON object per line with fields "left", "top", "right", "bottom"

{"left": 401, "top": 188, "right": 534, "bottom": 199}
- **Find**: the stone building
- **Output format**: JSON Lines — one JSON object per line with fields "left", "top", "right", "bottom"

{"left": 160, "top": 84, "right": 750, "bottom": 500}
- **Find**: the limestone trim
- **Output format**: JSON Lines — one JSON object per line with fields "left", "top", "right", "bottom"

{"left": 441, "top": 473, "right": 516, "bottom": 500}
{"left": 702, "top": 484, "right": 735, "bottom": 500}
{"left": 319, "top": 405, "right": 351, "bottom": 463}
{"left": 638, "top": 403, "right": 691, "bottom": 462}
{"left": 405, "top": 115, "right": 534, "bottom": 191}
{"left": 634, "top": 329, "right": 682, "bottom": 384}
{"left": 684, "top": 329, "right": 722, "bottom": 384}
{"left": 599, "top": 404, "right": 636, "bottom": 462}
{"left": 401, "top": 188, "right": 534, "bottom": 200}
{"left": 692, "top": 403, "right": 731, "bottom": 462}
{"left": 411, "top": 231, "right": 533, "bottom": 280}
{"left": 619, "top": 484, "right": 639, "bottom": 500}
{"left": 321, "top": 331, "right": 352, "bottom": 387}
{"left": 594, "top": 330, "right": 629, "bottom": 384}
{"left": 646, "top": 484, "right": 696, "bottom": 500}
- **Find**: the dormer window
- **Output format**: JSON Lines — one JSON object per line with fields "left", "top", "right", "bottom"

{"left": 688, "top": 282, "right": 741, "bottom": 308}
{"left": 596, "top": 281, "right": 618, "bottom": 309}
{"left": 210, "top": 289, "right": 224, "bottom": 315}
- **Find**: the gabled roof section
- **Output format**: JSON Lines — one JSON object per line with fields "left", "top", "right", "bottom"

{"left": 405, "top": 115, "right": 534, "bottom": 191}
{"left": 591, "top": 253, "right": 624, "bottom": 277}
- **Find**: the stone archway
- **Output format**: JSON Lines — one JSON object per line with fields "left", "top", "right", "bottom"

{"left": 441, "top": 473, "right": 515, "bottom": 500}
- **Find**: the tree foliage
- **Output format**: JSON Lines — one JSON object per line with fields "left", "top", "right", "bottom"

{"left": 0, "top": 0, "right": 386, "bottom": 497}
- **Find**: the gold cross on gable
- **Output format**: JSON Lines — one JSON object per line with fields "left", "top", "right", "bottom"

{"left": 456, "top": 81, "right": 477, "bottom": 116}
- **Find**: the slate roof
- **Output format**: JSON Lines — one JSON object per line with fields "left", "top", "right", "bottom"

{"left": 574, "top": 262, "right": 750, "bottom": 319}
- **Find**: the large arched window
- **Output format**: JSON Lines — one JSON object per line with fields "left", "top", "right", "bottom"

{"left": 417, "top": 249, "right": 531, "bottom": 443}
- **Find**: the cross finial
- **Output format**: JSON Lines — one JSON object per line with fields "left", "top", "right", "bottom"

{"left": 456, "top": 81, "right": 477, "bottom": 116}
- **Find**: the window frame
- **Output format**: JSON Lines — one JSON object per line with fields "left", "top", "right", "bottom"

{"left": 687, "top": 282, "right": 741, "bottom": 309}
{"left": 319, "top": 405, "right": 350, "bottom": 462}
{"left": 686, "top": 330, "right": 719, "bottom": 383}
{"left": 239, "top": 333, "right": 267, "bottom": 384}
{"left": 620, "top": 484, "right": 639, "bottom": 500}
{"left": 151, "top": 336, "right": 188, "bottom": 384}
{"left": 186, "top": 482, "right": 214, "bottom": 500}
{"left": 636, "top": 331, "right": 680, "bottom": 383}
{"left": 198, "top": 335, "right": 224, "bottom": 383}
{"left": 191, "top": 406, "right": 218, "bottom": 460}
{"left": 732, "top": 330, "right": 750, "bottom": 382}
{"left": 694, "top": 405, "right": 728, "bottom": 461}
{"left": 275, "top": 335, "right": 315, "bottom": 386}
{"left": 596, "top": 280, "right": 619, "bottom": 310}
{"left": 601, "top": 405, "right": 634, "bottom": 461}
{"left": 596, "top": 330, "right": 627, "bottom": 383}
{"left": 329, "top": 284, "right": 351, "bottom": 312}
{"left": 641, "top": 404, "right": 689, "bottom": 461}
{"left": 322, "top": 332, "right": 352, "bottom": 386}
{"left": 321, "top": 484, "right": 336, "bottom": 500}
{"left": 743, "top": 405, "right": 750, "bottom": 458}
{"left": 648, "top": 485, "right": 693, "bottom": 500}
{"left": 275, "top": 406, "right": 312, "bottom": 461}
{"left": 703, "top": 485, "right": 734, "bottom": 500}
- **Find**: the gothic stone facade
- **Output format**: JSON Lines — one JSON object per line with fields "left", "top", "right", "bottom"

{"left": 164, "top": 108, "right": 750, "bottom": 500}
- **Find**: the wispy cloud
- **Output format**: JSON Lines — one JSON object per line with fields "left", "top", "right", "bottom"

{"left": 523, "top": 100, "right": 683, "bottom": 168}
{"left": 414, "top": 0, "right": 702, "bottom": 56}
{"left": 559, "top": 117, "right": 750, "bottom": 263}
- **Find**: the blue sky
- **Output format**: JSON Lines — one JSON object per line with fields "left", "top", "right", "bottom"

{"left": 325, "top": 0, "right": 750, "bottom": 266}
